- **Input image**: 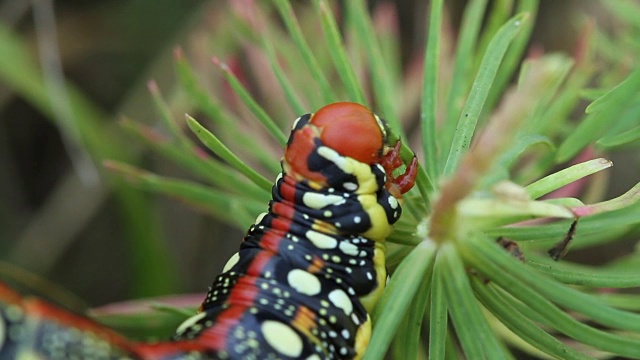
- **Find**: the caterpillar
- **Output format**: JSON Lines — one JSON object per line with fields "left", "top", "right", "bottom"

{"left": 0, "top": 102, "right": 417, "bottom": 359}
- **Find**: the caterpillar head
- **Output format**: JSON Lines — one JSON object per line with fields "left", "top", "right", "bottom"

{"left": 284, "top": 102, "right": 416, "bottom": 197}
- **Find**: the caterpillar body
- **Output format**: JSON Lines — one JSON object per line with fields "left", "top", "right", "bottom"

{"left": 0, "top": 102, "right": 417, "bottom": 359}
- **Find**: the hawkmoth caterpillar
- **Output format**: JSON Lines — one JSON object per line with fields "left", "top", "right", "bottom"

{"left": 0, "top": 102, "right": 417, "bottom": 359}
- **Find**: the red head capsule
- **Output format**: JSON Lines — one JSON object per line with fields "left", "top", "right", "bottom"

{"left": 311, "top": 102, "right": 385, "bottom": 164}
{"left": 284, "top": 102, "right": 388, "bottom": 184}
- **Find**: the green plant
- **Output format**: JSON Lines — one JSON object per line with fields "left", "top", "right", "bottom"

{"left": 4, "top": 0, "right": 640, "bottom": 359}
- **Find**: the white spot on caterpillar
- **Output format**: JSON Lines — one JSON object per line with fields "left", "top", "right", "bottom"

{"left": 373, "top": 114, "right": 387, "bottom": 138}
{"left": 306, "top": 230, "right": 338, "bottom": 249}
{"left": 287, "top": 269, "right": 321, "bottom": 296}
{"left": 302, "top": 192, "right": 346, "bottom": 209}
{"left": 354, "top": 216, "right": 362, "bottom": 224}
{"left": 222, "top": 252, "right": 240, "bottom": 273}
{"left": 291, "top": 116, "right": 302, "bottom": 130}
{"left": 388, "top": 196, "right": 399, "bottom": 209}
{"left": 317, "top": 146, "right": 345, "bottom": 168}
{"left": 175, "top": 312, "right": 206, "bottom": 335}
{"left": 339, "top": 241, "right": 359, "bottom": 256}
{"left": 254, "top": 212, "right": 268, "bottom": 225}
{"left": 262, "top": 320, "right": 303, "bottom": 357}
{"left": 343, "top": 182, "right": 358, "bottom": 191}
{"left": 328, "top": 289, "right": 353, "bottom": 315}
{"left": 342, "top": 329, "right": 350, "bottom": 339}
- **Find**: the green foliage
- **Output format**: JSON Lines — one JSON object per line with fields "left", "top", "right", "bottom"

{"left": 119, "top": 1, "right": 640, "bottom": 358}
{"left": 3, "top": 0, "right": 640, "bottom": 358}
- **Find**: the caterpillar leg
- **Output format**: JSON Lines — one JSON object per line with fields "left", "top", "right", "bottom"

{"left": 394, "top": 157, "right": 418, "bottom": 194}
{"left": 381, "top": 141, "right": 418, "bottom": 197}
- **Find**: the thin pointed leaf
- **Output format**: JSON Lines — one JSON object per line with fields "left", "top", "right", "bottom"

{"left": 213, "top": 58, "right": 288, "bottom": 146}
{"left": 597, "top": 123, "right": 640, "bottom": 149}
{"left": 440, "top": 0, "right": 489, "bottom": 171}
{"left": 428, "top": 259, "right": 447, "bottom": 360}
{"left": 596, "top": 293, "right": 640, "bottom": 311}
{"left": 364, "top": 241, "right": 436, "bottom": 360}
{"left": 484, "top": 0, "right": 539, "bottom": 113}
{"left": 186, "top": 115, "right": 273, "bottom": 192}
{"left": 525, "top": 158, "right": 613, "bottom": 199}
{"left": 173, "top": 51, "right": 281, "bottom": 175}
{"left": 260, "top": 34, "right": 307, "bottom": 116}
{"left": 443, "top": 13, "right": 529, "bottom": 177}
{"left": 315, "top": 0, "right": 366, "bottom": 104}
{"left": 393, "top": 272, "right": 431, "bottom": 360}
{"left": 440, "top": 243, "right": 506, "bottom": 358}
{"left": 273, "top": 0, "right": 336, "bottom": 105}
{"left": 119, "top": 118, "right": 269, "bottom": 202}
{"left": 486, "top": 201, "right": 640, "bottom": 240}
{"left": 421, "top": 0, "right": 444, "bottom": 182}
{"left": 459, "top": 197, "right": 575, "bottom": 227}
{"left": 347, "top": 0, "right": 401, "bottom": 134}
{"left": 527, "top": 254, "right": 640, "bottom": 288}
{"left": 147, "top": 80, "right": 191, "bottom": 149}
{"left": 573, "top": 182, "right": 640, "bottom": 216}
{"left": 463, "top": 239, "right": 640, "bottom": 357}
{"left": 473, "top": 0, "right": 514, "bottom": 72}
{"left": 472, "top": 277, "right": 592, "bottom": 360}
{"left": 557, "top": 69, "right": 640, "bottom": 162}
{"left": 105, "top": 161, "right": 262, "bottom": 229}
{"left": 463, "top": 236, "right": 640, "bottom": 333}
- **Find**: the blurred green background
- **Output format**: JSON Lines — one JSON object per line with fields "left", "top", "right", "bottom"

{"left": 0, "top": 0, "right": 634, "bottom": 310}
